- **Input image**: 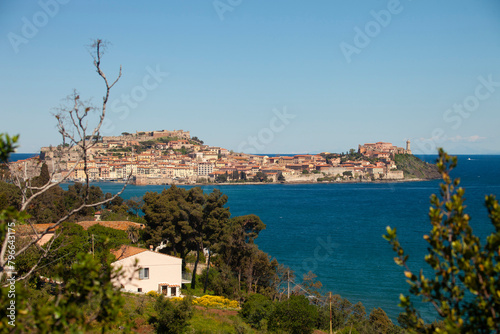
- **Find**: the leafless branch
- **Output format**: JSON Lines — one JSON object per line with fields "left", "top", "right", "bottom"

{"left": 1, "top": 39, "right": 124, "bottom": 283}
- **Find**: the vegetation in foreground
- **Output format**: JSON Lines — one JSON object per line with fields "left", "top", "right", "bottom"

{"left": 385, "top": 149, "right": 500, "bottom": 333}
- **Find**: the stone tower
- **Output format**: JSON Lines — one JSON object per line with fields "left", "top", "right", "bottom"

{"left": 406, "top": 139, "right": 412, "bottom": 154}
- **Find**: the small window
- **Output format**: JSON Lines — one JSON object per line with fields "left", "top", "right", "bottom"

{"left": 139, "top": 268, "right": 149, "bottom": 280}
{"left": 170, "top": 287, "right": 176, "bottom": 296}
{"left": 138, "top": 288, "right": 142, "bottom": 292}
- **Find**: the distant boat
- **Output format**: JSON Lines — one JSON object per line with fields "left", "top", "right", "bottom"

{"left": 468, "top": 158, "right": 471, "bottom": 161}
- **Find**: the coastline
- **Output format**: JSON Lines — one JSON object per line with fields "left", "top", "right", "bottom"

{"left": 79, "top": 177, "right": 438, "bottom": 187}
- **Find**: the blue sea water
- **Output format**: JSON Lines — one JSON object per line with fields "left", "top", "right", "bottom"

{"left": 8, "top": 153, "right": 39, "bottom": 162}
{"left": 60, "top": 155, "right": 500, "bottom": 322}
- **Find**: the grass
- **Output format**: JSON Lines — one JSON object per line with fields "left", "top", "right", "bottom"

{"left": 189, "top": 308, "right": 256, "bottom": 334}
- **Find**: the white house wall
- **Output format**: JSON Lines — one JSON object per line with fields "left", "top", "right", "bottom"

{"left": 112, "top": 251, "right": 182, "bottom": 294}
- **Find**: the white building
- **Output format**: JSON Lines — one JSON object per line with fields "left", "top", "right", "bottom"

{"left": 111, "top": 245, "right": 184, "bottom": 296}
{"left": 197, "top": 162, "right": 214, "bottom": 176}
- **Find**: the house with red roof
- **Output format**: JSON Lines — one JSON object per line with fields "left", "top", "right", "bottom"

{"left": 111, "top": 245, "right": 185, "bottom": 296}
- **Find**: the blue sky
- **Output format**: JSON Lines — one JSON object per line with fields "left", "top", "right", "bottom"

{"left": 1, "top": 0, "right": 499, "bottom": 154}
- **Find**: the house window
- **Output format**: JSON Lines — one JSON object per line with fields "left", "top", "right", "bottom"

{"left": 170, "top": 287, "right": 176, "bottom": 296}
{"left": 139, "top": 268, "right": 149, "bottom": 280}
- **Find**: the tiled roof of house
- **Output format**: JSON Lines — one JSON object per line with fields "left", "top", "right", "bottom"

{"left": 111, "top": 245, "right": 147, "bottom": 261}
{"left": 111, "top": 244, "right": 182, "bottom": 261}
{"left": 77, "top": 221, "right": 145, "bottom": 231}
{"left": 17, "top": 223, "right": 59, "bottom": 235}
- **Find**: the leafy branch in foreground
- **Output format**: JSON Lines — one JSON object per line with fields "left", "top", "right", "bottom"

{"left": 0, "top": 134, "right": 18, "bottom": 163}
{"left": 384, "top": 149, "right": 500, "bottom": 333}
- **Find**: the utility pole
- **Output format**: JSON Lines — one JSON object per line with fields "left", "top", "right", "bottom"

{"left": 287, "top": 269, "right": 290, "bottom": 299}
{"left": 329, "top": 291, "right": 332, "bottom": 334}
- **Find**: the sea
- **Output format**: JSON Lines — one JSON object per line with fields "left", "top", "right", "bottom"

{"left": 10, "top": 153, "right": 500, "bottom": 322}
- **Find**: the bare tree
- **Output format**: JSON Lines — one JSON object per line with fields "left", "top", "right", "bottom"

{"left": 1, "top": 39, "right": 130, "bottom": 283}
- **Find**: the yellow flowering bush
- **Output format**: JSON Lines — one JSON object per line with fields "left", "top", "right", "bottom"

{"left": 192, "top": 295, "right": 239, "bottom": 309}
{"left": 146, "top": 290, "right": 161, "bottom": 298}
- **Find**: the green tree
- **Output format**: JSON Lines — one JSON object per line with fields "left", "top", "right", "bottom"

{"left": 126, "top": 196, "right": 143, "bottom": 217}
{"left": 268, "top": 294, "right": 319, "bottom": 334}
{"left": 142, "top": 185, "right": 195, "bottom": 261}
{"left": 240, "top": 293, "right": 274, "bottom": 329}
{"left": 32, "top": 163, "right": 50, "bottom": 187}
{"left": 88, "top": 224, "right": 130, "bottom": 257}
{"left": 0, "top": 133, "right": 18, "bottom": 162}
{"left": 25, "top": 166, "right": 67, "bottom": 224}
{"left": 384, "top": 149, "right": 500, "bottom": 333}
{"left": 216, "top": 174, "right": 227, "bottom": 183}
{"left": 0, "top": 181, "right": 21, "bottom": 211}
{"left": 191, "top": 136, "right": 204, "bottom": 144}
{"left": 278, "top": 172, "right": 286, "bottom": 182}
{"left": 252, "top": 172, "right": 267, "bottom": 182}
{"left": 368, "top": 307, "right": 398, "bottom": 334}
{"left": 199, "top": 189, "right": 230, "bottom": 291}
{"left": 142, "top": 186, "right": 230, "bottom": 288}
{"left": 35, "top": 222, "right": 90, "bottom": 276}
{"left": 301, "top": 271, "right": 323, "bottom": 301}
{"left": 214, "top": 214, "right": 266, "bottom": 294}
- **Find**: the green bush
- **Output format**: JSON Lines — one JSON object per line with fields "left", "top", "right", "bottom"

{"left": 268, "top": 295, "right": 318, "bottom": 334}
{"left": 337, "top": 326, "right": 360, "bottom": 334}
{"left": 149, "top": 295, "right": 193, "bottom": 334}
{"left": 240, "top": 293, "right": 274, "bottom": 329}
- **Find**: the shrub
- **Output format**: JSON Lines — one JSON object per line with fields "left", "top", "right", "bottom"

{"left": 268, "top": 295, "right": 318, "bottom": 334}
{"left": 146, "top": 290, "right": 161, "bottom": 298}
{"left": 337, "top": 326, "right": 360, "bottom": 334}
{"left": 240, "top": 293, "right": 274, "bottom": 329}
{"left": 192, "top": 295, "right": 239, "bottom": 309}
{"left": 150, "top": 295, "right": 193, "bottom": 334}
{"left": 368, "top": 307, "right": 396, "bottom": 334}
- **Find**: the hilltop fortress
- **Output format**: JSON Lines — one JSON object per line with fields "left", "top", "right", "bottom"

{"left": 11, "top": 134, "right": 425, "bottom": 184}
{"left": 358, "top": 140, "right": 412, "bottom": 157}
{"left": 96, "top": 130, "right": 191, "bottom": 143}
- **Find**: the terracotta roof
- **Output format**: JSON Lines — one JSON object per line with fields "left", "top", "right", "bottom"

{"left": 158, "top": 283, "right": 180, "bottom": 287}
{"left": 17, "top": 223, "right": 59, "bottom": 235}
{"left": 111, "top": 245, "right": 147, "bottom": 261}
{"left": 111, "top": 244, "right": 182, "bottom": 261}
{"left": 77, "top": 221, "right": 145, "bottom": 231}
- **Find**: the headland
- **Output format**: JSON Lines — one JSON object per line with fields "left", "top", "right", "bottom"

{"left": 9, "top": 130, "right": 440, "bottom": 185}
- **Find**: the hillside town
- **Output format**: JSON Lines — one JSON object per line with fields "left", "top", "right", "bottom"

{"left": 10, "top": 130, "right": 414, "bottom": 184}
